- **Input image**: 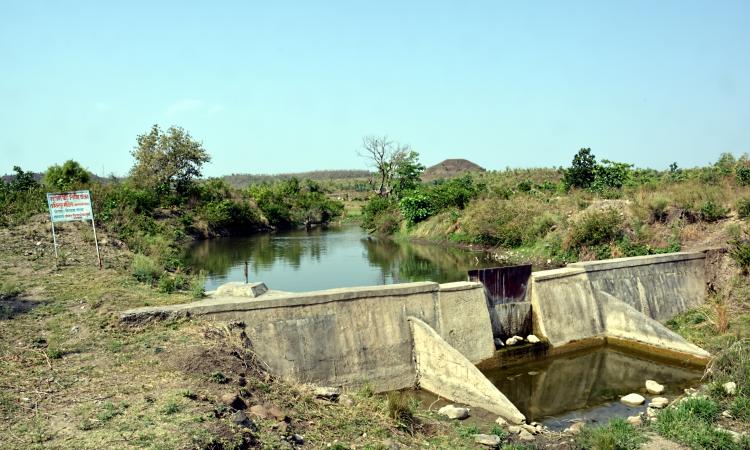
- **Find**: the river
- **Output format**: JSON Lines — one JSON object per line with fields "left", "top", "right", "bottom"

{"left": 185, "top": 225, "right": 498, "bottom": 292}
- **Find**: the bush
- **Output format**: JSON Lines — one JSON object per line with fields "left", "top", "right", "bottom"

{"left": 158, "top": 275, "right": 176, "bottom": 293}
{"left": 738, "top": 198, "right": 750, "bottom": 220}
{"left": 737, "top": 166, "right": 750, "bottom": 186}
{"left": 699, "top": 200, "right": 728, "bottom": 223}
{"left": 576, "top": 418, "right": 646, "bottom": 450}
{"left": 386, "top": 392, "right": 415, "bottom": 432}
{"left": 43, "top": 160, "right": 91, "bottom": 192}
{"left": 399, "top": 192, "right": 437, "bottom": 224}
{"left": 461, "top": 198, "right": 541, "bottom": 247}
{"left": 132, "top": 254, "right": 161, "bottom": 284}
{"left": 430, "top": 174, "right": 482, "bottom": 210}
{"left": 198, "top": 200, "right": 262, "bottom": 234}
{"left": 729, "top": 231, "right": 750, "bottom": 274}
{"left": 649, "top": 197, "right": 669, "bottom": 223}
{"left": 564, "top": 148, "right": 597, "bottom": 189}
{"left": 361, "top": 196, "right": 398, "bottom": 233}
{"left": 565, "top": 208, "right": 624, "bottom": 251}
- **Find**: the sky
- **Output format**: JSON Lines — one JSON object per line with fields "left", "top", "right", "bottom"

{"left": 1, "top": 1, "right": 749, "bottom": 177}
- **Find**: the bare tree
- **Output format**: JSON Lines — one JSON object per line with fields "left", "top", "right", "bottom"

{"left": 358, "top": 135, "right": 410, "bottom": 196}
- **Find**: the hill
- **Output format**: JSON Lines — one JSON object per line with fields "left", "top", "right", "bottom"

{"left": 422, "top": 158, "right": 485, "bottom": 182}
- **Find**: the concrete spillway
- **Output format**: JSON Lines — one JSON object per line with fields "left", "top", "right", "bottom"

{"left": 122, "top": 251, "right": 712, "bottom": 423}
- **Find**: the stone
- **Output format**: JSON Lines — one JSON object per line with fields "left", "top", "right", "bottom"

{"left": 626, "top": 415, "right": 641, "bottom": 426}
{"left": 505, "top": 337, "right": 518, "bottom": 346}
{"left": 438, "top": 404, "right": 470, "bottom": 420}
{"left": 494, "top": 338, "right": 505, "bottom": 348}
{"left": 512, "top": 335, "right": 524, "bottom": 342}
{"left": 214, "top": 281, "right": 268, "bottom": 298}
{"left": 724, "top": 382, "right": 737, "bottom": 396}
{"left": 646, "top": 407, "right": 659, "bottom": 418}
{"left": 650, "top": 397, "right": 669, "bottom": 409}
{"left": 684, "top": 388, "right": 699, "bottom": 397}
{"left": 527, "top": 335, "right": 541, "bottom": 344}
{"left": 565, "top": 422, "right": 585, "bottom": 434}
{"left": 519, "top": 429, "right": 535, "bottom": 441}
{"left": 521, "top": 423, "right": 538, "bottom": 435}
{"left": 508, "top": 425, "right": 522, "bottom": 434}
{"left": 474, "top": 434, "right": 502, "bottom": 447}
{"left": 495, "top": 417, "right": 508, "bottom": 427}
{"left": 221, "top": 393, "right": 246, "bottom": 410}
{"left": 621, "top": 393, "right": 646, "bottom": 406}
{"left": 723, "top": 410, "right": 734, "bottom": 419}
{"left": 249, "top": 404, "right": 271, "bottom": 419}
{"left": 231, "top": 411, "right": 258, "bottom": 431}
{"left": 314, "top": 386, "right": 341, "bottom": 401}
{"left": 290, "top": 434, "right": 304, "bottom": 445}
{"left": 645, "top": 380, "right": 665, "bottom": 395}
{"left": 268, "top": 405, "right": 288, "bottom": 421}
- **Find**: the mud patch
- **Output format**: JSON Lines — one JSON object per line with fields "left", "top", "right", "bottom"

{"left": 0, "top": 296, "right": 42, "bottom": 320}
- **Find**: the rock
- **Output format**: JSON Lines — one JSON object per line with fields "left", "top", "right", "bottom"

{"left": 519, "top": 429, "right": 535, "bottom": 441}
{"left": 723, "top": 410, "right": 734, "bottom": 419}
{"left": 646, "top": 380, "right": 665, "bottom": 395}
{"left": 684, "top": 388, "right": 699, "bottom": 397}
{"left": 494, "top": 338, "right": 505, "bottom": 348}
{"left": 438, "top": 404, "right": 470, "bottom": 420}
{"left": 268, "top": 405, "right": 288, "bottom": 421}
{"left": 505, "top": 337, "right": 518, "bottom": 346}
{"left": 221, "top": 393, "right": 246, "bottom": 410}
{"left": 621, "top": 393, "right": 646, "bottom": 406}
{"left": 474, "top": 434, "right": 502, "bottom": 447}
{"left": 290, "top": 434, "right": 304, "bottom": 445}
{"left": 565, "top": 422, "right": 585, "bottom": 435}
{"left": 249, "top": 404, "right": 270, "bottom": 419}
{"left": 232, "top": 411, "right": 258, "bottom": 431}
{"left": 495, "top": 417, "right": 508, "bottom": 427}
{"left": 646, "top": 407, "right": 659, "bottom": 418}
{"left": 215, "top": 281, "right": 268, "bottom": 298}
{"left": 314, "top": 386, "right": 341, "bottom": 401}
{"left": 527, "top": 335, "right": 541, "bottom": 344}
{"left": 724, "top": 382, "right": 737, "bottom": 396}
{"left": 70, "top": 325, "right": 79, "bottom": 334}
{"left": 626, "top": 415, "right": 641, "bottom": 426}
{"left": 512, "top": 335, "right": 524, "bottom": 342}
{"left": 521, "top": 423, "right": 539, "bottom": 435}
{"left": 650, "top": 397, "right": 669, "bottom": 409}
{"left": 508, "top": 425, "right": 522, "bottom": 434}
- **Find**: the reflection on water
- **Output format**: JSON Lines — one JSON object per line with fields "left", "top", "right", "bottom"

{"left": 482, "top": 345, "right": 704, "bottom": 429}
{"left": 185, "top": 226, "right": 497, "bottom": 292}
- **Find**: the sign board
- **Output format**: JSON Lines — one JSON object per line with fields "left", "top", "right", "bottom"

{"left": 46, "top": 190, "right": 102, "bottom": 268}
{"left": 47, "top": 190, "right": 94, "bottom": 222}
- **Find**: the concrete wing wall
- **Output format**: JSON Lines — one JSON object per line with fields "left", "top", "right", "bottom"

{"left": 570, "top": 252, "right": 706, "bottom": 321}
{"left": 437, "top": 282, "right": 496, "bottom": 363}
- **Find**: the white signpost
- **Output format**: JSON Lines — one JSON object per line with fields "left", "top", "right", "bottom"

{"left": 46, "top": 190, "right": 102, "bottom": 268}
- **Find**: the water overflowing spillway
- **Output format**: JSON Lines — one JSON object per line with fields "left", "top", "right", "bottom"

{"left": 480, "top": 344, "right": 704, "bottom": 429}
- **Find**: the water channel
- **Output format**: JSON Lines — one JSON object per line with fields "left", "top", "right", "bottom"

{"left": 186, "top": 226, "right": 705, "bottom": 427}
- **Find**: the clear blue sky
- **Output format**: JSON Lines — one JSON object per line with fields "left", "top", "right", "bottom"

{"left": 1, "top": 1, "right": 748, "bottom": 177}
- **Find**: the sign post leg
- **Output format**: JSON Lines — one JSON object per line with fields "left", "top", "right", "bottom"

{"left": 91, "top": 219, "right": 102, "bottom": 270}
{"left": 51, "top": 221, "right": 59, "bottom": 259}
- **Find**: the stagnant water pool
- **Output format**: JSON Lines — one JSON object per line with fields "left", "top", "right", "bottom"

{"left": 414, "top": 344, "right": 704, "bottom": 430}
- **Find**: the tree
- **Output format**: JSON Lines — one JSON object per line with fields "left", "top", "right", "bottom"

{"left": 130, "top": 124, "right": 210, "bottom": 196}
{"left": 359, "top": 136, "right": 424, "bottom": 197}
{"left": 7, "top": 166, "right": 38, "bottom": 192}
{"left": 390, "top": 150, "right": 425, "bottom": 199}
{"left": 44, "top": 160, "right": 91, "bottom": 191}
{"left": 564, "top": 148, "right": 597, "bottom": 189}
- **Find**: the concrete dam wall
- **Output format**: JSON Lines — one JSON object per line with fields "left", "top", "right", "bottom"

{"left": 122, "top": 250, "right": 712, "bottom": 422}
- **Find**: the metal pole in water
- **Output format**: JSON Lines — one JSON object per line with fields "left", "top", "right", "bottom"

{"left": 244, "top": 261, "right": 248, "bottom": 284}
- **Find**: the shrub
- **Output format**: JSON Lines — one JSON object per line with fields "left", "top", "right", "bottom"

{"left": 564, "top": 148, "right": 597, "bottom": 189}
{"left": 729, "top": 231, "right": 750, "bottom": 274}
{"left": 131, "top": 254, "right": 161, "bottom": 284}
{"left": 699, "top": 200, "right": 728, "bottom": 222}
{"left": 737, "top": 166, "right": 750, "bottom": 186}
{"left": 199, "top": 200, "right": 262, "bottom": 234}
{"left": 43, "top": 160, "right": 91, "bottom": 192}
{"left": 649, "top": 197, "right": 669, "bottom": 223}
{"left": 565, "top": 208, "right": 624, "bottom": 251}
{"left": 361, "top": 196, "right": 399, "bottom": 233}
{"left": 158, "top": 275, "right": 176, "bottom": 294}
{"left": 399, "top": 192, "right": 437, "bottom": 224}
{"left": 730, "top": 396, "right": 750, "bottom": 421}
{"left": 737, "top": 198, "right": 750, "bottom": 219}
{"left": 576, "top": 418, "right": 646, "bottom": 450}
{"left": 190, "top": 272, "right": 206, "bottom": 299}
{"left": 591, "top": 160, "right": 632, "bottom": 192}
{"left": 386, "top": 392, "right": 415, "bottom": 432}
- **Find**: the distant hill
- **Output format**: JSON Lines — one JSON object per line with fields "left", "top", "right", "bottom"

{"left": 422, "top": 159, "right": 485, "bottom": 182}
{"left": 223, "top": 170, "right": 372, "bottom": 188}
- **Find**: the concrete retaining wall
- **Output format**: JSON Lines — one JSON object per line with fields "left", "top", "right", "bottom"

{"left": 122, "top": 281, "right": 495, "bottom": 392}
{"left": 530, "top": 252, "right": 709, "bottom": 360}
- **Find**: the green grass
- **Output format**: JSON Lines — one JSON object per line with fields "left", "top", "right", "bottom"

{"left": 576, "top": 418, "right": 647, "bottom": 450}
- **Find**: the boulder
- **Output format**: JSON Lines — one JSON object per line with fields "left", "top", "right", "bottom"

{"left": 645, "top": 380, "right": 665, "bottom": 395}
{"left": 314, "top": 386, "right": 341, "bottom": 401}
{"left": 474, "top": 434, "right": 502, "bottom": 447}
{"left": 249, "top": 404, "right": 271, "bottom": 419}
{"left": 650, "top": 397, "right": 669, "bottom": 409}
{"left": 215, "top": 281, "right": 268, "bottom": 298}
{"left": 508, "top": 425, "right": 522, "bottom": 434}
{"left": 626, "top": 415, "right": 641, "bottom": 426}
{"left": 495, "top": 417, "right": 508, "bottom": 427}
{"left": 724, "top": 382, "right": 737, "bottom": 396}
{"left": 505, "top": 337, "right": 519, "bottom": 346}
{"left": 527, "top": 335, "right": 541, "bottom": 344}
{"left": 565, "top": 422, "right": 585, "bottom": 434}
{"left": 231, "top": 411, "right": 258, "bottom": 431}
{"left": 519, "top": 429, "right": 535, "bottom": 441}
{"left": 621, "top": 393, "right": 646, "bottom": 406}
{"left": 521, "top": 423, "right": 539, "bottom": 435}
{"left": 438, "top": 404, "right": 470, "bottom": 420}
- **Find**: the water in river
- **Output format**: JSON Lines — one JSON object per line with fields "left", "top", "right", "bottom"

{"left": 185, "top": 225, "right": 497, "bottom": 292}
